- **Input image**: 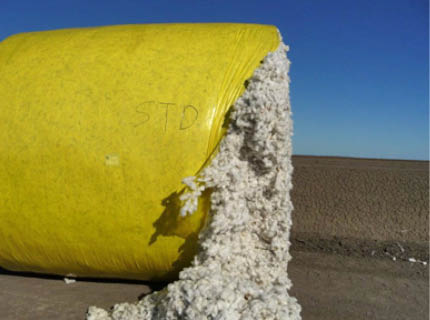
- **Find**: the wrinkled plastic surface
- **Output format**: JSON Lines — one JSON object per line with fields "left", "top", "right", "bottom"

{"left": 0, "top": 23, "right": 279, "bottom": 280}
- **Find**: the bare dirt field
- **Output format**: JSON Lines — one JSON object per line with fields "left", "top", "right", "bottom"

{"left": 0, "top": 156, "right": 428, "bottom": 319}
{"left": 1, "top": 250, "right": 427, "bottom": 320}
{"left": 291, "top": 155, "right": 429, "bottom": 261}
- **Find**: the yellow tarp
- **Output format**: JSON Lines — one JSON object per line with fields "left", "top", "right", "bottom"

{"left": 0, "top": 23, "right": 279, "bottom": 280}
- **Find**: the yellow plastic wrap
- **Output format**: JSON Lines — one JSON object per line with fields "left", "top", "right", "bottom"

{"left": 0, "top": 23, "right": 279, "bottom": 280}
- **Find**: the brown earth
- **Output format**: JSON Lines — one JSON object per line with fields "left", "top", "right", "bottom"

{"left": 291, "top": 155, "right": 429, "bottom": 261}
{"left": 289, "top": 250, "right": 428, "bottom": 320}
{"left": 1, "top": 251, "right": 428, "bottom": 320}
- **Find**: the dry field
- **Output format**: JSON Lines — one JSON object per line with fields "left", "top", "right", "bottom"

{"left": 291, "top": 155, "right": 429, "bottom": 260}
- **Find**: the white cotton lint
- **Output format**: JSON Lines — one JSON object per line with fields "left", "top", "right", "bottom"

{"left": 87, "top": 38, "right": 302, "bottom": 320}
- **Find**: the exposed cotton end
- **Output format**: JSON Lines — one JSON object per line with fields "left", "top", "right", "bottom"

{"left": 87, "top": 38, "right": 301, "bottom": 320}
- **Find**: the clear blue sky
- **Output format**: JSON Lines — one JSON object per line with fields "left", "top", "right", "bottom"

{"left": 1, "top": 0, "right": 428, "bottom": 160}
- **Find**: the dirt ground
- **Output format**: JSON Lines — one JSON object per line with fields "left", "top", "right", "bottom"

{"left": 291, "top": 156, "right": 429, "bottom": 246}
{"left": 0, "top": 250, "right": 428, "bottom": 320}
{"left": 289, "top": 250, "right": 429, "bottom": 320}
